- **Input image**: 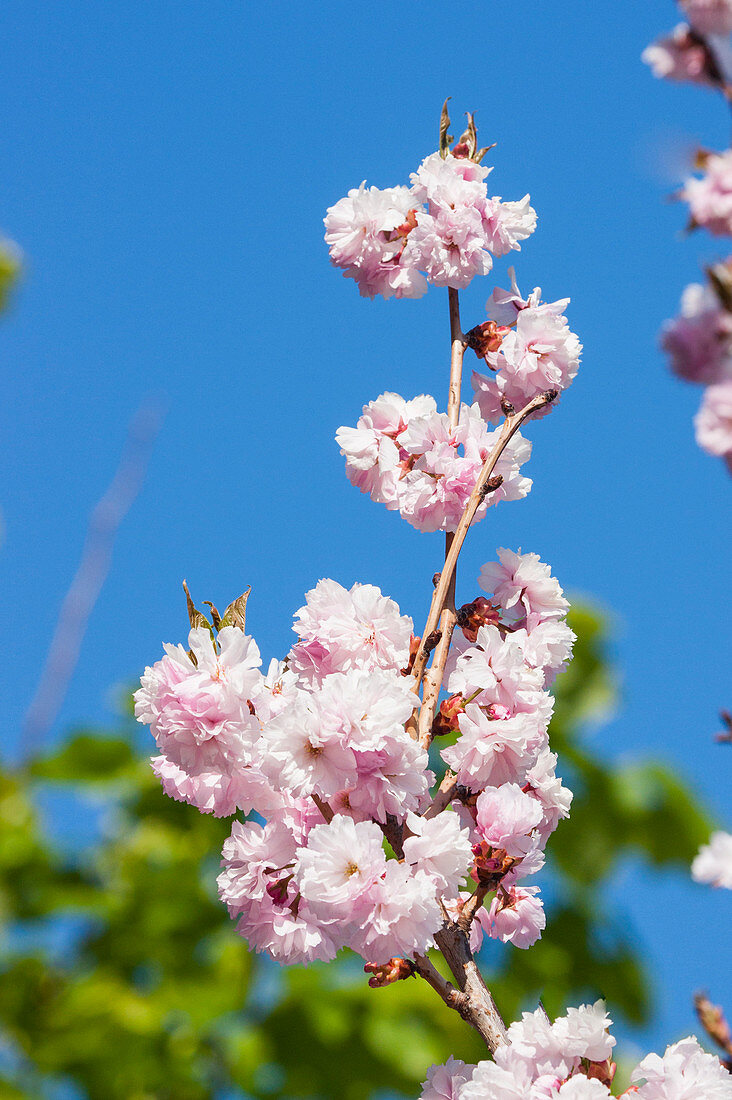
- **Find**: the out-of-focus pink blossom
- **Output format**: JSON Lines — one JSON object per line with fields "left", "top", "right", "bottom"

{"left": 661, "top": 282, "right": 732, "bottom": 384}
{"left": 692, "top": 830, "right": 732, "bottom": 887}
{"left": 682, "top": 149, "right": 732, "bottom": 236}
{"left": 681, "top": 0, "right": 732, "bottom": 36}
{"left": 643, "top": 23, "right": 725, "bottom": 86}
{"left": 694, "top": 378, "right": 732, "bottom": 464}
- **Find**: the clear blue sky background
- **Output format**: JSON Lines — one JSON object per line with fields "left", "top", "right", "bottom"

{"left": 2, "top": 0, "right": 730, "bottom": 1064}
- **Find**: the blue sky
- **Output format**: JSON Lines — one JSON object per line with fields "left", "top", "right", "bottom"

{"left": 2, "top": 0, "right": 730, "bottom": 1061}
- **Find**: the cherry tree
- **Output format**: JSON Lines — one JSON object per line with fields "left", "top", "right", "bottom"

{"left": 134, "top": 104, "right": 732, "bottom": 1098}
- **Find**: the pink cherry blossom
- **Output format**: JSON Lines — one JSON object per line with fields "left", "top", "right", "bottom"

{"left": 632, "top": 1035, "right": 732, "bottom": 1098}
{"left": 323, "top": 182, "right": 427, "bottom": 300}
{"left": 448, "top": 624, "right": 546, "bottom": 714}
{"left": 475, "top": 783, "right": 544, "bottom": 858}
{"left": 486, "top": 885, "right": 546, "bottom": 949}
{"left": 473, "top": 292, "right": 581, "bottom": 424}
{"left": 524, "top": 748, "right": 574, "bottom": 841}
{"left": 349, "top": 861, "right": 442, "bottom": 962}
{"left": 135, "top": 625, "right": 262, "bottom": 784}
{"left": 294, "top": 816, "right": 387, "bottom": 918}
{"left": 479, "top": 548, "right": 570, "bottom": 628}
{"left": 480, "top": 195, "right": 537, "bottom": 258}
{"left": 420, "top": 1057, "right": 474, "bottom": 1100}
{"left": 442, "top": 705, "right": 548, "bottom": 791}
{"left": 406, "top": 204, "right": 494, "bottom": 290}
{"left": 403, "top": 810, "right": 473, "bottom": 895}
{"left": 289, "top": 577, "right": 413, "bottom": 685}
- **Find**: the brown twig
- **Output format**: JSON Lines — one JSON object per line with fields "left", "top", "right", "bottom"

{"left": 411, "top": 388, "right": 558, "bottom": 696}
{"left": 435, "top": 921, "right": 508, "bottom": 1052}
{"left": 457, "top": 883, "right": 491, "bottom": 933}
{"left": 312, "top": 794, "right": 334, "bottom": 823}
{"left": 423, "top": 771, "right": 459, "bottom": 820}
{"left": 413, "top": 953, "right": 468, "bottom": 1013}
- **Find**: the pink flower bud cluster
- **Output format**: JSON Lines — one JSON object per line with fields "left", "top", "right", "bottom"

{"left": 135, "top": 550, "right": 574, "bottom": 965}
{"left": 336, "top": 393, "right": 532, "bottom": 532}
{"left": 660, "top": 280, "right": 732, "bottom": 467}
{"left": 420, "top": 1013, "right": 732, "bottom": 1099}
{"left": 323, "top": 150, "right": 536, "bottom": 299}
{"left": 471, "top": 272, "right": 582, "bottom": 422}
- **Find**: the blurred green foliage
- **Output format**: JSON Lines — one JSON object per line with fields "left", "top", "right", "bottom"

{"left": 0, "top": 606, "right": 715, "bottom": 1099}
{"left": 0, "top": 241, "right": 20, "bottom": 312}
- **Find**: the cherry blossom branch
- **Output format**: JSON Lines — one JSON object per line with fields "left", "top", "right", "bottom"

{"left": 412, "top": 388, "right": 558, "bottom": 731}
{"left": 415, "top": 290, "right": 466, "bottom": 747}
{"left": 423, "top": 771, "right": 459, "bottom": 820}
{"left": 434, "top": 921, "right": 508, "bottom": 1052}
{"left": 413, "top": 952, "right": 468, "bottom": 1014}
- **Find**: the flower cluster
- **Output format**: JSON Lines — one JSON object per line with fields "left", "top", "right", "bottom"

{"left": 336, "top": 393, "right": 532, "bottom": 532}
{"left": 324, "top": 144, "right": 536, "bottom": 299}
{"left": 420, "top": 1011, "right": 732, "bottom": 1099}
{"left": 644, "top": 5, "right": 732, "bottom": 471}
{"left": 471, "top": 271, "right": 582, "bottom": 421}
{"left": 135, "top": 551, "right": 573, "bottom": 964}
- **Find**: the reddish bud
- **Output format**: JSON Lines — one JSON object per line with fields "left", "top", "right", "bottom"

{"left": 432, "top": 694, "right": 466, "bottom": 737}
{"left": 586, "top": 1060, "right": 616, "bottom": 1087}
{"left": 456, "top": 597, "right": 501, "bottom": 642}
{"left": 467, "top": 321, "right": 508, "bottom": 359}
{"left": 364, "top": 957, "right": 415, "bottom": 987}
{"left": 401, "top": 634, "right": 421, "bottom": 676}
{"left": 266, "top": 875, "right": 293, "bottom": 907}
{"left": 471, "top": 841, "right": 516, "bottom": 887}
{"left": 451, "top": 141, "right": 471, "bottom": 159}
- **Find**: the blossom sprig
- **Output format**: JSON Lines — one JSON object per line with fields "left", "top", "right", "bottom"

{"left": 324, "top": 101, "right": 536, "bottom": 299}
{"left": 419, "top": 1014, "right": 732, "bottom": 1099}
{"left": 134, "top": 102, "right": 731, "bottom": 1092}
{"left": 135, "top": 549, "right": 574, "bottom": 972}
{"left": 644, "top": 3, "right": 732, "bottom": 470}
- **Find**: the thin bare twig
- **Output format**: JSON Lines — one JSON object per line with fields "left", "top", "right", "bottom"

{"left": 411, "top": 388, "right": 558, "bottom": 696}
{"left": 435, "top": 921, "right": 508, "bottom": 1052}
{"left": 20, "top": 399, "right": 164, "bottom": 759}
{"left": 413, "top": 953, "right": 468, "bottom": 1013}
{"left": 423, "top": 771, "right": 459, "bottom": 820}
